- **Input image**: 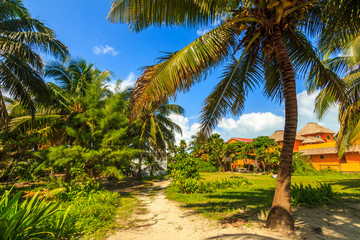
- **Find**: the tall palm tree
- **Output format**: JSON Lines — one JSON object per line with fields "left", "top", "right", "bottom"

{"left": 108, "top": 0, "right": 344, "bottom": 230}
{"left": 0, "top": 0, "right": 69, "bottom": 132}
{"left": 133, "top": 102, "right": 184, "bottom": 180}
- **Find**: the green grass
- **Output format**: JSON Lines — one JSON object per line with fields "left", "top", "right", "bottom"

{"left": 165, "top": 172, "right": 360, "bottom": 222}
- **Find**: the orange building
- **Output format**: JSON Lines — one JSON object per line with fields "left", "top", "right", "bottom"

{"left": 270, "top": 122, "right": 360, "bottom": 172}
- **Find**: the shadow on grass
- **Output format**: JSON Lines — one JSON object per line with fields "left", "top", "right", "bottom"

{"left": 325, "top": 178, "right": 360, "bottom": 202}
{"left": 180, "top": 188, "right": 274, "bottom": 223}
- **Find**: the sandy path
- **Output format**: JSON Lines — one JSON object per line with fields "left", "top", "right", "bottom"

{"left": 108, "top": 180, "right": 292, "bottom": 240}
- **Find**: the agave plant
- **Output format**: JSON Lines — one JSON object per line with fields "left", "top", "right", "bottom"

{"left": 0, "top": 190, "right": 70, "bottom": 240}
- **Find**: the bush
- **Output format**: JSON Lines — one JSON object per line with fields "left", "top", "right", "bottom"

{"left": 170, "top": 156, "right": 200, "bottom": 181}
{"left": 0, "top": 190, "right": 70, "bottom": 240}
{"left": 292, "top": 157, "right": 317, "bottom": 175}
{"left": 173, "top": 177, "right": 251, "bottom": 194}
{"left": 291, "top": 183, "right": 336, "bottom": 207}
{"left": 196, "top": 159, "right": 217, "bottom": 172}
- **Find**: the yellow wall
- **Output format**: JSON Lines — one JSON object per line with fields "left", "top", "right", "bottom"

{"left": 298, "top": 141, "right": 337, "bottom": 150}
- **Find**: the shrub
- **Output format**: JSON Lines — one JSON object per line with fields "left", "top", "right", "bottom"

{"left": 0, "top": 190, "right": 70, "bottom": 240}
{"left": 196, "top": 159, "right": 217, "bottom": 172}
{"left": 173, "top": 177, "right": 251, "bottom": 194}
{"left": 292, "top": 157, "right": 317, "bottom": 175}
{"left": 291, "top": 183, "right": 336, "bottom": 207}
{"left": 170, "top": 156, "right": 200, "bottom": 181}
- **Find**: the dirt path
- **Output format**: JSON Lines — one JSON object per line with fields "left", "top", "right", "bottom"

{"left": 108, "top": 180, "right": 292, "bottom": 240}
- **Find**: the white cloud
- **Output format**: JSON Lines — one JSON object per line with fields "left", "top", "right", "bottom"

{"left": 168, "top": 90, "right": 340, "bottom": 145}
{"left": 93, "top": 45, "right": 119, "bottom": 56}
{"left": 168, "top": 113, "right": 200, "bottom": 145}
{"left": 297, "top": 90, "right": 339, "bottom": 132}
{"left": 108, "top": 72, "right": 136, "bottom": 92}
{"left": 196, "top": 19, "right": 222, "bottom": 36}
{"left": 119, "top": 72, "right": 136, "bottom": 91}
{"left": 196, "top": 28, "right": 211, "bottom": 36}
{"left": 218, "top": 112, "right": 285, "bottom": 140}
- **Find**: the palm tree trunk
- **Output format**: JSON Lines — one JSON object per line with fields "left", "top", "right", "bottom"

{"left": 137, "top": 155, "right": 143, "bottom": 180}
{"left": 266, "top": 26, "right": 297, "bottom": 231}
{"left": 64, "top": 162, "right": 71, "bottom": 183}
{"left": 0, "top": 90, "right": 9, "bottom": 133}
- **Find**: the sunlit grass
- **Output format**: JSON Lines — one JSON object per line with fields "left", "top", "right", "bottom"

{"left": 166, "top": 172, "right": 360, "bottom": 222}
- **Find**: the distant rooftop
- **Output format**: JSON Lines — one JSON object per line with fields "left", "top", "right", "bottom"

{"left": 297, "top": 122, "right": 335, "bottom": 136}
{"left": 269, "top": 130, "right": 305, "bottom": 142}
{"left": 227, "top": 137, "right": 253, "bottom": 144}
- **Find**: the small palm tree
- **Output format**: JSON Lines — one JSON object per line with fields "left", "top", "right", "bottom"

{"left": 133, "top": 102, "right": 184, "bottom": 180}
{"left": 108, "top": 0, "right": 344, "bottom": 230}
{"left": 0, "top": 0, "right": 69, "bottom": 132}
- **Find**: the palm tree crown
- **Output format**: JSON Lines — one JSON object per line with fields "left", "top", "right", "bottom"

{"left": 0, "top": 0, "right": 69, "bottom": 131}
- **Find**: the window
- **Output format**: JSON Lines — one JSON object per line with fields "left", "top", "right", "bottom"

{"left": 327, "top": 135, "right": 331, "bottom": 140}
{"left": 317, "top": 135, "right": 321, "bottom": 138}
{"left": 320, "top": 155, "right": 325, "bottom": 159}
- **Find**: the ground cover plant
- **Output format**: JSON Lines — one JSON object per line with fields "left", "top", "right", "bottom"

{"left": 166, "top": 172, "right": 360, "bottom": 222}
{"left": 0, "top": 190, "right": 70, "bottom": 240}
{"left": 0, "top": 180, "right": 140, "bottom": 240}
{"left": 291, "top": 183, "right": 336, "bottom": 207}
{"left": 173, "top": 177, "right": 251, "bottom": 194}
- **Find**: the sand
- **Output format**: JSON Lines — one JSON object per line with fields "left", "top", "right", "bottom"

{"left": 108, "top": 180, "right": 360, "bottom": 240}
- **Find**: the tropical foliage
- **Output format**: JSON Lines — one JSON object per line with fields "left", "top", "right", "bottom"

{"left": 0, "top": 0, "right": 68, "bottom": 132}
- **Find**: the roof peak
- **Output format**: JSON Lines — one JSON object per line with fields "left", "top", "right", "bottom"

{"left": 297, "top": 122, "right": 335, "bottom": 136}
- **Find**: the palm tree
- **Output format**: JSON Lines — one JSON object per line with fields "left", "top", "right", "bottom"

{"left": 310, "top": 0, "right": 360, "bottom": 158}
{"left": 8, "top": 59, "right": 112, "bottom": 143}
{"left": 7, "top": 59, "right": 112, "bottom": 182}
{"left": 0, "top": 0, "right": 69, "bottom": 132}
{"left": 133, "top": 102, "right": 184, "bottom": 180}
{"left": 108, "top": 0, "right": 344, "bottom": 230}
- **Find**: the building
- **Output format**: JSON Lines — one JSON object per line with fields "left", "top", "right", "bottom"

{"left": 269, "top": 122, "right": 360, "bottom": 172}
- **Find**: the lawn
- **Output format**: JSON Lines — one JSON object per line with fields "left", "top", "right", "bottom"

{"left": 165, "top": 172, "right": 360, "bottom": 222}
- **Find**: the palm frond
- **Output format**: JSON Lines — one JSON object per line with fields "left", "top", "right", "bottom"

{"left": 131, "top": 21, "right": 237, "bottom": 119}
{"left": 200, "top": 43, "right": 262, "bottom": 137}
{"left": 107, "top": 0, "right": 235, "bottom": 32}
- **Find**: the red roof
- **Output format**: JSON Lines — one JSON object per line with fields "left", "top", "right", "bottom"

{"left": 227, "top": 137, "right": 253, "bottom": 144}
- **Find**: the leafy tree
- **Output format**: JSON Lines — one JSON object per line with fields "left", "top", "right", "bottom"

{"left": 0, "top": 0, "right": 69, "bottom": 132}
{"left": 3, "top": 59, "right": 144, "bottom": 182}
{"left": 132, "top": 102, "right": 184, "bottom": 179}
{"left": 251, "top": 136, "right": 280, "bottom": 173}
{"left": 192, "top": 134, "right": 225, "bottom": 170}
{"left": 108, "top": 0, "right": 343, "bottom": 230}
{"left": 224, "top": 141, "right": 251, "bottom": 171}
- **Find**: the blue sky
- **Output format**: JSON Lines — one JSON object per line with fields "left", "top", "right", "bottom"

{"left": 24, "top": 0, "right": 339, "bottom": 143}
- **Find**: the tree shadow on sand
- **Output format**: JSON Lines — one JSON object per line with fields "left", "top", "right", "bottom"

{"left": 205, "top": 233, "right": 279, "bottom": 240}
